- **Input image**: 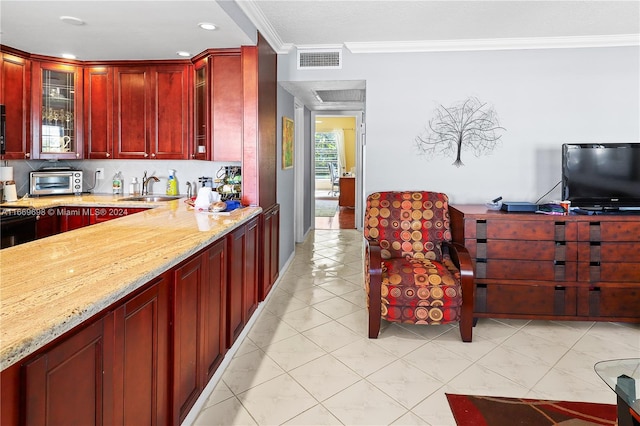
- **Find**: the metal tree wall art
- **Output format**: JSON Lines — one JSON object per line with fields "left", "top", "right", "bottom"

{"left": 416, "top": 97, "right": 505, "bottom": 167}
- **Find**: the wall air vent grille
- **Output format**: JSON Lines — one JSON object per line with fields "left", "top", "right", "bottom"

{"left": 297, "top": 49, "right": 342, "bottom": 70}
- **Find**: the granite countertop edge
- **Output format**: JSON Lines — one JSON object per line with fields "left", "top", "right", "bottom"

{"left": 0, "top": 194, "right": 262, "bottom": 371}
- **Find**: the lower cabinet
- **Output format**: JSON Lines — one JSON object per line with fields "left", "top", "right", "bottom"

{"left": 24, "top": 317, "right": 110, "bottom": 425}
{"left": 260, "top": 204, "right": 280, "bottom": 301}
{"left": 111, "top": 274, "right": 170, "bottom": 425}
{"left": 227, "top": 216, "right": 259, "bottom": 347}
{"left": 2, "top": 216, "right": 260, "bottom": 426}
{"left": 172, "top": 239, "right": 228, "bottom": 424}
{"left": 21, "top": 273, "right": 170, "bottom": 425}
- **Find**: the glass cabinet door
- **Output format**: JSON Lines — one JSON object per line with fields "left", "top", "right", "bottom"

{"left": 192, "top": 59, "right": 209, "bottom": 160}
{"left": 32, "top": 62, "right": 83, "bottom": 159}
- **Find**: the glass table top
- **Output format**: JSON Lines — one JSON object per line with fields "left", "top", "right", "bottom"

{"left": 594, "top": 358, "right": 640, "bottom": 414}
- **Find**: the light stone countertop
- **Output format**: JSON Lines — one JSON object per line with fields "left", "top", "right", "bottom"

{"left": 0, "top": 194, "right": 261, "bottom": 371}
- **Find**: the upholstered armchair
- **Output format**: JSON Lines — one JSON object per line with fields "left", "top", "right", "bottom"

{"left": 363, "top": 191, "right": 475, "bottom": 342}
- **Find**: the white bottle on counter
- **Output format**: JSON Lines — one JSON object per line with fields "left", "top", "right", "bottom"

{"left": 129, "top": 177, "right": 140, "bottom": 195}
{"left": 112, "top": 171, "right": 123, "bottom": 195}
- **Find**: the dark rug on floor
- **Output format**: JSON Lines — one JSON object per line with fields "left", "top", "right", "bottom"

{"left": 315, "top": 199, "right": 338, "bottom": 217}
{"left": 446, "top": 394, "right": 617, "bottom": 426}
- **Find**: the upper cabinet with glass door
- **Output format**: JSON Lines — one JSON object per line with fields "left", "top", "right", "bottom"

{"left": 31, "top": 61, "right": 83, "bottom": 159}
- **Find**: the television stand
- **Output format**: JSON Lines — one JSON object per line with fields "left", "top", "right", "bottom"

{"left": 450, "top": 205, "right": 640, "bottom": 323}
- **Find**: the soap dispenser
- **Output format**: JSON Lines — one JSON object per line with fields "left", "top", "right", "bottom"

{"left": 166, "top": 169, "right": 178, "bottom": 196}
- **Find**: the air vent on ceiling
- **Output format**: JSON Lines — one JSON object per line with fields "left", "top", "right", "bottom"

{"left": 314, "top": 89, "right": 365, "bottom": 103}
{"left": 297, "top": 49, "right": 342, "bottom": 70}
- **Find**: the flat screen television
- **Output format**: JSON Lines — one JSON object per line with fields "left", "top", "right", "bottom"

{"left": 562, "top": 143, "right": 640, "bottom": 210}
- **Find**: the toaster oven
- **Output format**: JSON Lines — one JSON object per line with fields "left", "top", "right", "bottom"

{"left": 30, "top": 168, "right": 83, "bottom": 196}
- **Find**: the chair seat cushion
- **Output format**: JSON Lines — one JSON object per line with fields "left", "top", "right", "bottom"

{"left": 381, "top": 257, "right": 462, "bottom": 324}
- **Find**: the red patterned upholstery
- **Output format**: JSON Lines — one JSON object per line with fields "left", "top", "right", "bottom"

{"left": 364, "top": 191, "right": 474, "bottom": 342}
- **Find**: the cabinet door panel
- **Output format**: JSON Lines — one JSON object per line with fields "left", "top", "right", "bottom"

{"left": 84, "top": 67, "right": 113, "bottom": 159}
{"left": 1, "top": 52, "right": 31, "bottom": 159}
{"left": 25, "top": 319, "right": 106, "bottom": 425}
{"left": 114, "top": 68, "right": 148, "bottom": 158}
{"left": 173, "top": 256, "right": 203, "bottom": 424}
{"left": 153, "top": 66, "right": 189, "bottom": 159}
{"left": 483, "top": 284, "right": 574, "bottom": 316}
{"left": 227, "top": 226, "right": 245, "bottom": 347}
{"left": 244, "top": 217, "right": 259, "bottom": 320}
{"left": 112, "top": 276, "right": 169, "bottom": 425}
{"left": 203, "top": 240, "right": 227, "bottom": 381}
{"left": 212, "top": 55, "right": 242, "bottom": 161}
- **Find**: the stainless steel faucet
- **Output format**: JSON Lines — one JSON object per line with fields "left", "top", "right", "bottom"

{"left": 141, "top": 171, "right": 160, "bottom": 195}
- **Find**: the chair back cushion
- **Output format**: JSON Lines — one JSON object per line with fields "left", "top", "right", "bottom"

{"left": 364, "top": 191, "right": 451, "bottom": 261}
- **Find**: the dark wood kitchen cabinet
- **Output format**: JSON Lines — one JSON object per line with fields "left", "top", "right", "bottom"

{"left": 110, "top": 274, "right": 170, "bottom": 425}
{"left": 35, "top": 211, "right": 59, "bottom": 239}
{"left": 241, "top": 34, "right": 277, "bottom": 209}
{"left": 172, "top": 239, "right": 228, "bottom": 424}
{"left": 23, "top": 315, "right": 112, "bottom": 425}
{"left": 191, "top": 51, "right": 243, "bottom": 161}
{"left": 227, "top": 216, "right": 259, "bottom": 347}
{"left": 113, "top": 64, "right": 191, "bottom": 160}
{"left": 84, "top": 66, "right": 114, "bottom": 159}
{"left": 260, "top": 204, "right": 280, "bottom": 301}
{"left": 21, "top": 274, "right": 169, "bottom": 426}
{"left": 31, "top": 60, "right": 84, "bottom": 160}
{"left": 0, "top": 48, "right": 31, "bottom": 159}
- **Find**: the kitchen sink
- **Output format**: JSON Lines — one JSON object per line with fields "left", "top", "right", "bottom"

{"left": 118, "top": 195, "right": 181, "bottom": 202}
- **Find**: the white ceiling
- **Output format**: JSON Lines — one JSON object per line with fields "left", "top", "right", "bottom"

{"left": 1, "top": 1, "right": 638, "bottom": 111}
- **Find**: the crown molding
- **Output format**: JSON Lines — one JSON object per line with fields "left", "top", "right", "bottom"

{"left": 233, "top": 0, "right": 293, "bottom": 54}
{"left": 344, "top": 34, "right": 640, "bottom": 54}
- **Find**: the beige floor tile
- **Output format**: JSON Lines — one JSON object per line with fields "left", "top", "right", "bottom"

{"left": 279, "top": 305, "right": 333, "bottom": 332}
{"left": 323, "top": 380, "right": 408, "bottom": 425}
{"left": 193, "top": 396, "right": 257, "bottom": 426}
{"left": 236, "top": 374, "right": 317, "bottom": 425}
{"left": 281, "top": 404, "right": 342, "bottom": 425}
{"left": 262, "top": 333, "right": 326, "bottom": 371}
{"left": 367, "top": 359, "right": 445, "bottom": 408}
{"left": 331, "top": 338, "right": 395, "bottom": 377}
{"left": 289, "top": 354, "right": 361, "bottom": 401}
{"left": 221, "top": 350, "right": 285, "bottom": 394}
{"left": 301, "top": 320, "right": 364, "bottom": 352}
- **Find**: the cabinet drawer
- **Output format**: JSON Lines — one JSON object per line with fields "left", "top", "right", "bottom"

{"left": 478, "top": 220, "right": 557, "bottom": 240}
{"left": 578, "top": 262, "right": 640, "bottom": 283}
{"left": 578, "top": 285, "right": 640, "bottom": 318}
{"left": 477, "top": 259, "right": 576, "bottom": 281}
{"left": 476, "top": 283, "right": 577, "bottom": 316}
{"left": 475, "top": 240, "right": 559, "bottom": 261}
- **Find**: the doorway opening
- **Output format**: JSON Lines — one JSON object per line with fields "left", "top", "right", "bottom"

{"left": 314, "top": 115, "right": 356, "bottom": 230}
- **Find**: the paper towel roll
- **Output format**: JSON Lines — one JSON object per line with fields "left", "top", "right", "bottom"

{"left": 0, "top": 166, "right": 13, "bottom": 181}
{"left": 3, "top": 183, "right": 17, "bottom": 202}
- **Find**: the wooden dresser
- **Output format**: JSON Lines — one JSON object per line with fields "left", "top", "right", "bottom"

{"left": 449, "top": 205, "right": 640, "bottom": 322}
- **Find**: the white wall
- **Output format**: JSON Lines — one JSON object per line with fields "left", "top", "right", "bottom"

{"left": 279, "top": 46, "right": 640, "bottom": 205}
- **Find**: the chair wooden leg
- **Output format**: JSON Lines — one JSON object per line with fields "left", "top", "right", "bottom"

{"left": 459, "top": 304, "right": 473, "bottom": 342}
{"left": 368, "top": 277, "right": 382, "bottom": 339}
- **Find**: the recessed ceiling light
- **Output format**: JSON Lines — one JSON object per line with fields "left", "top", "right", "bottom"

{"left": 198, "top": 22, "right": 217, "bottom": 31}
{"left": 177, "top": 51, "right": 191, "bottom": 57}
{"left": 61, "top": 53, "right": 76, "bottom": 60}
{"left": 60, "top": 16, "right": 85, "bottom": 26}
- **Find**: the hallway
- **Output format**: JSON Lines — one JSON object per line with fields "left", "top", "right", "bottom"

{"left": 314, "top": 194, "right": 355, "bottom": 230}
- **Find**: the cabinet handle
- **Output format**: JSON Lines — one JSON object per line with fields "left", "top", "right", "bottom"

{"left": 151, "top": 153, "right": 156, "bottom": 158}
{"left": 106, "top": 152, "right": 110, "bottom": 158}
{"left": 76, "top": 153, "right": 80, "bottom": 158}
{"left": 25, "top": 153, "right": 30, "bottom": 159}
{"left": 144, "top": 152, "right": 149, "bottom": 158}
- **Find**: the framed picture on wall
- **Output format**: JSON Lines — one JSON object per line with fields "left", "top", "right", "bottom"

{"left": 282, "top": 116, "right": 294, "bottom": 169}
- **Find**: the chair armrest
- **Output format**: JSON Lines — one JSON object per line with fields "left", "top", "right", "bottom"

{"left": 442, "top": 241, "right": 475, "bottom": 332}
{"left": 364, "top": 238, "right": 383, "bottom": 338}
